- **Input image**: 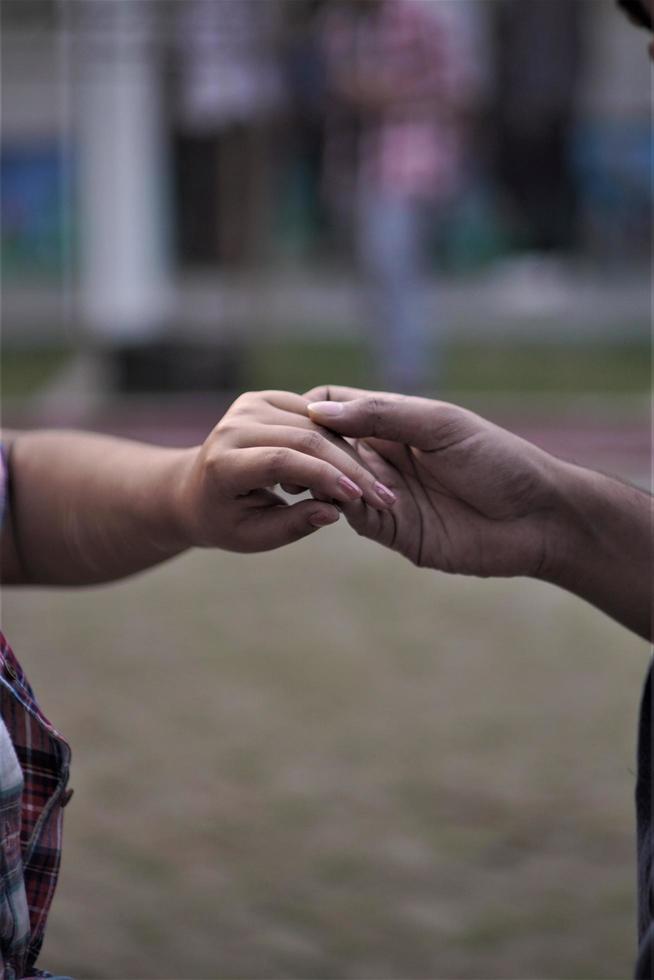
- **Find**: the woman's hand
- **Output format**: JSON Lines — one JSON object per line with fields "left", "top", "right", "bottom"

{"left": 175, "top": 390, "right": 397, "bottom": 553}
{"left": 2, "top": 390, "right": 396, "bottom": 585}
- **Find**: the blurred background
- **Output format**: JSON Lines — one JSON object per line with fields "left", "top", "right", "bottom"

{"left": 1, "top": 1, "right": 652, "bottom": 977}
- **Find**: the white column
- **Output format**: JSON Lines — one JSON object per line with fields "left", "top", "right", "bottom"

{"left": 77, "top": 0, "right": 171, "bottom": 343}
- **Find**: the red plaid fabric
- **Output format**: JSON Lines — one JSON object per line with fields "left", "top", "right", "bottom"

{"left": 0, "top": 631, "right": 72, "bottom": 978}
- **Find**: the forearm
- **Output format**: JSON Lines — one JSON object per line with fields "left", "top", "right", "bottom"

{"left": 4, "top": 430, "right": 194, "bottom": 585}
{"left": 541, "top": 461, "right": 653, "bottom": 641}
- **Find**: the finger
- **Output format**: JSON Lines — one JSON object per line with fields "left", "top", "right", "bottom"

{"left": 339, "top": 496, "right": 389, "bottom": 545}
{"left": 357, "top": 436, "right": 413, "bottom": 470}
{"left": 230, "top": 391, "right": 317, "bottom": 432}
{"left": 239, "top": 499, "right": 341, "bottom": 552}
{"left": 353, "top": 442, "right": 407, "bottom": 500}
{"left": 303, "top": 384, "right": 381, "bottom": 404}
{"left": 259, "top": 390, "right": 313, "bottom": 416}
{"left": 227, "top": 447, "right": 392, "bottom": 508}
{"left": 233, "top": 390, "right": 373, "bottom": 461}
{"left": 232, "top": 418, "right": 363, "bottom": 460}
{"left": 307, "top": 393, "right": 462, "bottom": 451}
{"left": 233, "top": 399, "right": 364, "bottom": 455}
{"left": 232, "top": 424, "right": 396, "bottom": 509}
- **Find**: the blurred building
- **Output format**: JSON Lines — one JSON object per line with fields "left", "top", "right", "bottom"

{"left": 173, "top": 0, "right": 286, "bottom": 268}
{"left": 1, "top": 1, "right": 73, "bottom": 285}
{"left": 0, "top": 0, "right": 651, "bottom": 352}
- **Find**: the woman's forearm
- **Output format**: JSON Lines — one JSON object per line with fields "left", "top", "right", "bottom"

{"left": 3, "top": 430, "right": 192, "bottom": 586}
{"left": 1, "top": 393, "right": 388, "bottom": 586}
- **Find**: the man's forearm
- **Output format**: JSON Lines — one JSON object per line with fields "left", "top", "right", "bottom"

{"left": 3, "top": 431, "right": 193, "bottom": 586}
{"left": 541, "top": 461, "right": 653, "bottom": 641}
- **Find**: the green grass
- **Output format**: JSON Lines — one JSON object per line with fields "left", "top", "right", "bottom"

{"left": 0, "top": 336, "right": 650, "bottom": 406}
{"left": 446, "top": 339, "right": 651, "bottom": 394}
{"left": 1, "top": 346, "right": 73, "bottom": 400}
{"left": 249, "top": 337, "right": 651, "bottom": 395}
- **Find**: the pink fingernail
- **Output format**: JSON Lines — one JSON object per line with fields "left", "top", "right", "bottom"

{"left": 374, "top": 482, "right": 397, "bottom": 504}
{"left": 338, "top": 476, "right": 363, "bottom": 499}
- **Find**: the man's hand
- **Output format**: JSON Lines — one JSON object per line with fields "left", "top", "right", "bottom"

{"left": 175, "top": 389, "right": 396, "bottom": 554}
{"left": 305, "top": 387, "right": 558, "bottom": 578}
{"left": 306, "top": 387, "right": 652, "bottom": 640}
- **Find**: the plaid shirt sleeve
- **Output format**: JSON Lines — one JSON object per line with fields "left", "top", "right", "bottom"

{"left": 0, "top": 635, "right": 73, "bottom": 979}
{"left": 1, "top": 438, "right": 73, "bottom": 978}
{"left": 0, "top": 714, "right": 31, "bottom": 979}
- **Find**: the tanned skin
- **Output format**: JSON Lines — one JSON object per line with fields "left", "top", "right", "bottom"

{"left": 305, "top": 388, "right": 652, "bottom": 642}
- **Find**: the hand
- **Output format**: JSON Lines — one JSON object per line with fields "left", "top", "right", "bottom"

{"left": 175, "top": 390, "right": 397, "bottom": 554}
{"left": 305, "top": 387, "right": 564, "bottom": 578}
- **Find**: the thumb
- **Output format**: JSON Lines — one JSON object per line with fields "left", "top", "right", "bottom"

{"left": 240, "top": 500, "right": 340, "bottom": 552}
{"left": 307, "top": 395, "right": 444, "bottom": 450}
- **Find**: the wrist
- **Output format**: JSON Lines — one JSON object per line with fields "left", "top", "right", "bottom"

{"left": 167, "top": 446, "right": 205, "bottom": 550}
{"left": 535, "top": 458, "right": 597, "bottom": 587}
{"left": 535, "top": 457, "right": 653, "bottom": 639}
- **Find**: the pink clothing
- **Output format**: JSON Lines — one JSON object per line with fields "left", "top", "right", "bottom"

{"left": 321, "top": 0, "right": 473, "bottom": 201}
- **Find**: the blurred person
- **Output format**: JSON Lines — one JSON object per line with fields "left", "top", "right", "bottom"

{"left": 175, "top": 0, "right": 285, "bottom": 267}
{"left": 0, "top": 392, "right": 396, "bottom": 977}
{"left": 319, "top": 0, "right": 477, "bottom": 393}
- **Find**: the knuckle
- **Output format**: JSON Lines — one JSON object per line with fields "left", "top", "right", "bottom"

{"left": 366, "top": 396, "right": 391, "bottom": 420}
{"left": 231, "top": 391, "right": 253, "bottom": 409}
{"left": 214, "top": 418, "right": 238, "bottom": 441}
{"left": 202, "top": 450, "right": 228, "bottom": 491}
{"left": 364, "top": 397, "right": 388, "bottom": 436}
{"left": 305, "top": 459, "right": 332, "bottom": 487}
{"left": 430, "top": 406, "right": 471, "bottom": 443}
{"left": 231, "top": 390, "right": 264, "bottom": 415}
{"left": 266, "top": 447, "right": 291, "bottom": 480}
{"left": 300, "top": 430, "right": 325, "bottom": 455}
{"left": 319, "top": 460, "right": 336, "bottom": 484}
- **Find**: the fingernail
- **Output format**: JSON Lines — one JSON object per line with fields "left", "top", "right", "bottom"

{"left": 307, "top": 401, "right": 344, "bottom": 417}
{"left": 309, "top": 510, "right": 340, "bottom": 528}
{"left": 337, "top": 476, "right": 363, "bottom": 499}
{"left": 374, "top": 481, "right": 397, "bottom": 504}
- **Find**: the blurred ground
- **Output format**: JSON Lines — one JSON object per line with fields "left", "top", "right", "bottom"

{"left": 1, "top": 325, "right": 651, "bottom": 979}
{"left": 2, "top": 523, "right": 650, "bottom": 979}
